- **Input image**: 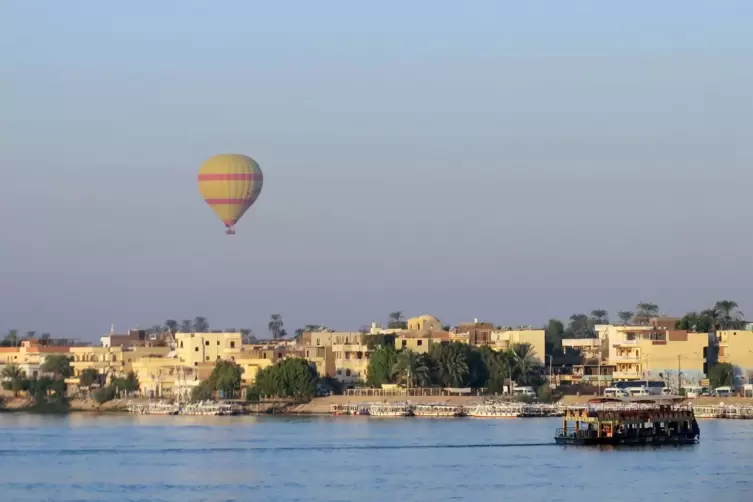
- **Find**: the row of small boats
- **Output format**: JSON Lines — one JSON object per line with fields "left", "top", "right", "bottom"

{"left": 331, "top": 402, "right": 565, "bottom": 418}
{"left": 126, "top": 401, "right": 242, "bottom": 416}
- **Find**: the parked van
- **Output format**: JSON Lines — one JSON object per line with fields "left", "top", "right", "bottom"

{"left": 713, "top": 386, "right": 733, "bottom": 397}
{"left": 627, "top": 387, "right": 651, "bottom": 397}
{"left": 603, "top": 388, "right": 628, "bottom": 398}
{"left": 513, "top": 386, "right": 536, "bottom": 397}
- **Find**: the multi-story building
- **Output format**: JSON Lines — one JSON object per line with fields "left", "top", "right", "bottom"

{"left": 489, "top": 329, "right": 546, "bottom": 365}
{"left": 455, "top": 320, "right": 494, "bottom": 346}
{"left": 394, "top": 330, "right": 450, "bottom": 354}
{"left": 406, "top": 315, "right": 443, "bottom": 331}
{"left": 716, "top": 330, "right": 753, "bottom": 384}
{"left": 300, "top": 331, "right": 371, "bottom": 383}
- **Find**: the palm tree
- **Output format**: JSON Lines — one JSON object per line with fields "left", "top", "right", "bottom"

{"left": 240, "top": 329, "right": 255, "bottom": 344}
{"left": 1, "top": 363, "right": 26, "bottom": 396}
{"left": 388, "top": 311, "right": 407, "bottom": 329}
{"left": 180, "top": 320, "right": 192, "bottom": 333}
{"left": 4, "top": 330, "right": 19, "bottom": 347}
{"left": 713, "top": 300, "right": 745, "bottom": 329}
{"left": 26, "top": 331, "right": 36, "bottom": 339}
{"left": 635, "top": 302, "right": 660, "bottom": 324}
{"left": 193, "top": 317, "right": 209, "bottom": 332}
{"left": 590, "top": 310, "right": 609, "bottom": 324}
{"left": 268, "top": 314, "right": 284, "bottom": 340}
{"left": 164, "top": 320, "right": 179, "bottom": 333}
{"left": 509, "top": 343, "right": 539, "bottom": 385}
{"left": 567, "top": 314, "right": 593, "bottom": 338}
{"left": 617, "top": 311, "right": 634, "bottom": 325}
{"left": 391, "top": 351, "right": 431, "bottom": 388}
{"left": 430, "top": 344, "right": 469, "bottom": 387}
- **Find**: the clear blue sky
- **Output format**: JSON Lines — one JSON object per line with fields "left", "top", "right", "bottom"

{"left": 2, "top": 1, "right": 752, "bottom": 339}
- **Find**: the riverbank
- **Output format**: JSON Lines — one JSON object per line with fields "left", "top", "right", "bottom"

{"left": 0, "top": 396, "right": 129, "bottom": 414}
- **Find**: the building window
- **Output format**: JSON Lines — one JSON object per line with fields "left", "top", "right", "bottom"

{"left": 278, "top": 352, "right": 282, "bottom": 358}
{"left": 180, "top": 341, "right": 183, "bottom": 348}
{"left": 205, "top": 341, "right": 210, "bottom": 346}
{"left": 345, "top": 369, "right": 351, "bottom": 377}
{"left": 195, "top": 347, "right": 199, "bottom": 352}
{"left": 306, "top": 350, "right": 310, "bottom": 357}
{"left": 417, "top": 340, "right": 423, "bottom": 346}
{"left": 206, "top": 356, "right": 210, "bottom": 361}
{"left": 316, "top": 339, "right": 320, "bottom": 345}
{"left": 194, "top": 362, "right": 198, "bottom": 366}
{"left": 217, "top": 341, "right": 220, "bottom": 345}
{"left": 263, "top": 353, "right": 266, "bottom": 358}
{"left": 230, "top": 341, "right": 235, "bottom": 349}
{"left": 402, "top": 340, "right": 407, "bottom": 348}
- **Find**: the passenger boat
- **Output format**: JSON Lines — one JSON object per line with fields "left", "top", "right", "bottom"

{"left": 368, "top": 402, "right": 412, "bottom": 417}
{"left": 555, "top": 397, "right": 700, "bottom": 446}
{"left": 331, "top": 403, "right": 370, "bottom": 416}
{"left": 412, "top": 404, "right": 466, "bottom": 417}
{"left": 467, "top": 403, "right": 522, "bottom": 418}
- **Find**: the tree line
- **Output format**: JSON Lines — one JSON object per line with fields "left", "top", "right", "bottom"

{"left": 365, "top": 340, "right": 542, "bottom": 392}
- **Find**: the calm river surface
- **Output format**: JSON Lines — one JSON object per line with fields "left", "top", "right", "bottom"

{"left": 0, "top": 414, "right": 751, "bottom": 501}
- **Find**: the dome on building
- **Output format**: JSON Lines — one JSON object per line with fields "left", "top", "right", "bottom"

{"left": 407, "top": 314, "right": 442, "bottom": 331}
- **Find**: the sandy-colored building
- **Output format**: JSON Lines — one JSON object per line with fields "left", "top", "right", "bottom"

{"left": 489, "top": 329, "right": 546, "bottom": 365}
{"left": 717, "top": 330, "right": 753, "bottom": 384}
{"left": 455, "top": 320, "right": 494, "bottom": 346}
{"left": 394, "top": 330, "right": 450, "bottom": 354}
{"left": 406, "top": 315, "right": 443, "bottom": 332}
{"left": 175, "top": 332, "right": 243, "bottom": 366}
{"left": 0, "top": 340, "right": 71, "bottom": 379}
{"left": 300, "top": 331, "right": 371, "bottom": 383}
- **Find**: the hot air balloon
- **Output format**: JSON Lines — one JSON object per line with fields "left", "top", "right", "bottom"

{"left": 198, "top": 154, "right": 264, "bottom": 234}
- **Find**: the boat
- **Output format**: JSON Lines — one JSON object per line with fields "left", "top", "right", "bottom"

{"left": 331, "top": 403, "right": 370, "bottom": 416}
{"left": 368, "top": 402, "right": 412, "bottom": 417}
{"left": 412, "top": 404, "right": 465, "bottom": 417}
{"left": 555, "top": 397, "right": 700, "bottom": 446}
{"left": 467, "top": 403, "right": 522, "bottom": 418}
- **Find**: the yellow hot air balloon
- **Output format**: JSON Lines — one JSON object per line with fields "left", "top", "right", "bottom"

{"left": 198, "top": 154, "right": 263, "bottom": 234}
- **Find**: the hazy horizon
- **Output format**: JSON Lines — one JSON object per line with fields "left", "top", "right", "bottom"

{"left": 3, "top": 2, "right": 752, "bottom": 340}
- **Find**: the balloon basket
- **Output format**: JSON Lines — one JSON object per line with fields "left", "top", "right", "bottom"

{"left": 225, "top": 229, "right": 236, "bottom": 235}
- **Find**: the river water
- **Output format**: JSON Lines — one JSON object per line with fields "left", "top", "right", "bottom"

{"left": 0, "top": 414, "right": 750, "bottom": 501}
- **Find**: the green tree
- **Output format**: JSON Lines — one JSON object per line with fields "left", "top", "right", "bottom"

{"left": 509, "top": 343, "right": 540, "bottom": 386}
{"left": 193, "top": 316, "right": 210, "bottom": 332}
{"left": 268, "top": 314, "right": 284, "bottom": 339}
{"left": 4, "top": 330, "right": 19, "bottom": 347}
{"left": 191, "top": 381, "right": 215, "bottom": 401}
{"left": 366, "top": 334, "right": 396, "bottom": 350}
{"left": 391, "top": 351, "right": 431, "bottom": 388}
{"left": 93, "top": 386, "right": 116, "bottom": 405}
{"left": 713, "top": 300, "right": 745, "bottom": 330}
{"left": 477, "top": 346, "right": 510, "bottom": 393}
{"left": 545, "top": 319, "right": 565, "bottom": 355}
{"left": 590, "top": 310, "right": 609, "bottom": 324}
{"left": 387, "top": 311, "right": 408, "bottom": 329}
{"left": 254, "top": 358, "right": 318, "bottom": 398}
{"left": 41, "top": 355, "right": 73, "bottom": 380}
{"left": 676, "top": 312, "right": 714, "bottom": 332}
{"left": 708, "top": 363, "right": 735, "bottom": 388}
{"left": 164, "top": 320, "right": 179, "bottom": 333}
{"left": 180, "top": 319, "right": 193, "bottom": 333}
{"left": 566, "top": 314, "right": 594, "bottom": 338}
{"left": 1, "top": 363, "right": 26, "bottom": 396}
{"left": 26, "top": 330, "right": 36, "bottom": 339}
{"left": 428, "top": 343, "right": 469, "bottom": 387}
{"left": 79, "top": 368, "right": 100, "bottom": 389}
{"left": 617, "top": 311, "right": 634, "bottom": 325}
{"left": 635, "top": 302, "right": 660, "bottom": 324}
{"left": 209, "top": 360, "right": 243, "bottom": 398}
{"left": 366, "top": 344, "right": 399, "bottom": 387}
{"left": 112, "top": 371, "right": 139, "bottom": 394}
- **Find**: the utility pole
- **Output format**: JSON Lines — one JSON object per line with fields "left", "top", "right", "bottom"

{"left": 678, "top": 354, "right": 682, "bottom": 391}
{"left": 597, "top": 351, "right": 602, "bottom": 396}
{"left": 549, "top": 355, "right": 553, "bottom": 385}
